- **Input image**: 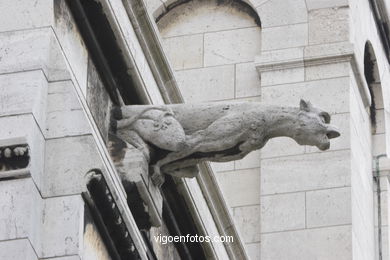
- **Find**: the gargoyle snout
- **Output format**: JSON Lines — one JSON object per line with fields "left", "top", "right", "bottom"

{"left": 326, "top": 125, "right": 340, "bottom": 139}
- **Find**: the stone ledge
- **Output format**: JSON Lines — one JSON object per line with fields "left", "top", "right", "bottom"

{"left": 255, "top": 42, "right": 354, "bottom": 72}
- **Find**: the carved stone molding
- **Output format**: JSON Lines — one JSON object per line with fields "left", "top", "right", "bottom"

{"left": 0, "top": 137, "right": 30, "bottom": 179}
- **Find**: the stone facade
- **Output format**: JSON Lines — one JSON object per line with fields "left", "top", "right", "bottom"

{"left": 145, "top": 0, "right": 390, "bottom": 259}
{"left": 1, "top": 0, "right": 390, "bottom": 259}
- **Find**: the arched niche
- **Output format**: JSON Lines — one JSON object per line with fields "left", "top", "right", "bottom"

{"left": 364, "top": 41, "right": 386, "bottom": 156}
{"left": 154, "top": 0, "right": 262, "bottom": 102}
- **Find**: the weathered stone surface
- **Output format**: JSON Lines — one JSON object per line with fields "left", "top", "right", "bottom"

{"left": 261, "top": 192, "right": 306, "bottom": 233}
{"left": 46, "top": 81, "right": 90, "bottom": 139}
{"left": 0, "top": 70, "right": 48, "bottom": 130}
{"left": 245, "top": 242, "right": 260, "bottom": 260}
{"left": 43, "top": 135, "right": 104, "bottom": 197}
{"left": 261, "top": 225, "right": 352, "bottom": 260}
{"left": 308, "top": 7, "right": 349, "bottom": 45}
{"left": 261, "top": 150, "right": 350, "bottom": 195}
{"left": 305, "top": 62, "right": 350, "bottom": 81}
{"left": 262, "top": 24, "right": 308, "bottom": 51}
{"left": 0, "top": 239, "right": 38, "bottom": 260}
{"left": 305, "top": 0, "right": 348, "bottom": 10}
{"left": 235, "top": 62, "right": 261, "bottom": 98}
{"left": 116, "top": 100, "right": 340, "bottom": 186}
{"left": 261, "top": 77, "right": 350, "bottom": 114}
{"left": 37, "top": 195, "right": 84, "bottom": 258}
{"left": 261, "top": 67, "right": 305, "bottom": 86}
{"left": 204, "top": 27, "right": 261, "bottom": 66}
{"left": 175, "top": 65, "right": 235, "bottom": 102}
{"left": 158, "top": 0, "right": 259, "bottom": 37}
{"left": 256, "top": 0, "right": 307, "bottom": 27}
{"left": 216, "top": 168, "right": 260, "bottom": 207}
{"left": 306, "top": 187, "right": 351, "bottom": 228}
{"left": 54, "top": 0, "right": 88, "bottom": 95}
{"left": 86, "top": 59, "right": 112, "bottom": 142}
{"left": 0, "top": 28, "right": 70, "bottom": 81}
{"left": 235, "top": 150, "right": 261, "bottom": 170}
{"left": 162, "top": 34, "right": 203, "bottom": 70}
{"left": 233, "top": 205, "right": 260, "bottom": 243}
{"left": 0, "top": 0, "right": 53, "bottom": 32}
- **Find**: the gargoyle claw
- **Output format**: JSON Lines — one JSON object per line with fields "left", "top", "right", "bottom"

{"left": 151, "top": 166, "right": 165, "bottom": 187}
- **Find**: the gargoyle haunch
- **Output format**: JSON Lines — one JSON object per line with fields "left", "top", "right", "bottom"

{"left": 113, "top": 100, "right": 340, "bottom": 186}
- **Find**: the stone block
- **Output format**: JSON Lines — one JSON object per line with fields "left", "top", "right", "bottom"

{"left": 0, "top": 239, "right": 38, "bottom": 260}
{"left": 0, "top": 178, "right": 40, "bottom": 241}
{"left": 306, "top": 187, "right": 351, "bottom": 228}
{"left": 261, "top": 150, "right": 351, "bottom": 195}
{"left": 261, "top": 67, "right": 304, "bottom": 86}
{"left": 210, "top": 161, "right": 235, "bottom": 172}
{"left": 163, "top": 34, "right": 203, "bottom": 70}
{"left": 54, "top": 0, "right": 88, "bottom": 96}
{"left": 305, "top": 61, "right": 350, "bottom": 81}
{"left": 261, "top": 137, "right": 305, "bottom": 159}
{"left": 376, "top": 109, "right": 386, "bottom": 134}
{"left": 158, "top": 1, "right": 258, "bottom": 37}
{"left": 175, "top": 65, "right": 235, "bottom": 102}
{"left": 37, "top": 195, "right": 84, "bottom": 258}
{"left": 256, "top": 47, "right": 304, "bottom": 66}
{"left": 0, "top": 70, "right": 48, "bottom": 130}
{"left": 46, "top": 81, "right": 90, "bottom": 139}
{"left": 235, "top": 150, "right": 261, "bottom": 170}
{"left": 256, "top": 0, "right": 307, "bottom": 27}
{"left": 305, "top": 0, "right": 348, "bottom": 10}
{"left": 43, "top": 135, "right": 104, "bottom": 197}
{"left": 261, "top": 225, "right": 352, "bottom": 260}
{"left": 204, "top": 27, "right": 261, "bottom": 66}
{"left": 262, "top": 24, "right": 308, "bottom": 51}
{"left": 232, "top": 205, "right": 260, "bottom": 243}
{"left": 216, "top": 168, "right": 260, "bottom": 207}
{"left": 235, "top": 62, "right": 261, "bottom": 98}
{"left": 261, "top": 192, "right": 305, "bottom": 233}
{"left": 245, "top": 242, "right": 260, "bottom": 260}
{"left": 308, "top": 7, "right": 349, "bottom": 45}
{"left": 0, "top": 0, "right": 54, "bottom": 32}
{"left": 261, "top": 77, "right": 350, "bottom": 114}
{"left": 0, "top": 28, "right": 70, "bottom": 81}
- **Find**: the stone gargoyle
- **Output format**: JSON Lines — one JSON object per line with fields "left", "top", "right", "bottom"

{"left": 112, "top": 100, "right": 340, "bottom": 186}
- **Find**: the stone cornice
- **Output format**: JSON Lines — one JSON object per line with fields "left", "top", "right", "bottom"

{"left": 255, "top": 42, "right": 372, "bottom": 107}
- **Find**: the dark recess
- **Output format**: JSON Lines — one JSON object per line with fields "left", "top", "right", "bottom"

{"left": 66, "top": 0, "right": 143, "bottom": 105}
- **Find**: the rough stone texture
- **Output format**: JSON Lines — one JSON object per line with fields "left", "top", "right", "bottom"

{"left": 175, "top": 65, "right": 235, "bottom": 102}
{"left": 46, "top": 81, "right": 91, "bottom": 139}
{"left": 162, "top": 34, "right": 203, "bottom": 70}
{"left": 308, "top": 7, "right": 349, "bottom": 45}
{"left": 261, "top": 150, "right": 351, "bottom": 195}
{"left": 117, "top": 101, "right": 340, "bottom": 186}
{"left": 306, "top": 187, "right": 351, "bottom": 228}
{"left": 0, "top": 239, "right": 38, "bottom": 260}
{"left": 43, "top": 135, "right": 104, "bottom": 197}
{"left": 261, "top": 24, "right": 308, "bottom": 51}
{"left": 204, "top": 27, "right": 261, "bottom": 66}
{"left": 232, "top": 205, "right": 260, "bottom": 243}
{"left": 261, "top": 193, "right": 306, "bottom": 233}
{"left": 261, "top": 225, "right": 352, "bottom": 260}
{"left": 86, "top": 59, "right": 112, "bottom": 142}
{"left": 256, "top": 0, "right": 307, "bottom": 27}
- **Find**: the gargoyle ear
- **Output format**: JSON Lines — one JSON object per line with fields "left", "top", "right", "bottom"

{"left": 299, "top": 99, "right": 312, "bottom": 112}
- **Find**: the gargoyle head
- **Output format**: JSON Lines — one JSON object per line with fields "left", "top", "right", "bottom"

{"left": 293, "top": 99, "right": 340, "bottom": 150}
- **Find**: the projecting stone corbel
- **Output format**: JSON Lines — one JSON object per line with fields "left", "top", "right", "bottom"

{"left": 0, "top": 137, "right": 30, "bottom": 179}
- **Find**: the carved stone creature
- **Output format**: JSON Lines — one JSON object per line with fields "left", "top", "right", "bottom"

{"left": 114, "top": 100, "right": 340, "bottom": 186}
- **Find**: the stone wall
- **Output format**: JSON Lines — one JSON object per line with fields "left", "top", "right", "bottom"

{"left": 155, "top": 1, "right": 262, "bottom": 258}
{"left": 145, "top": 0, "right": 390, "bottom": 259}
